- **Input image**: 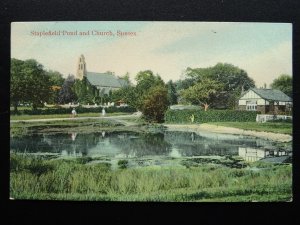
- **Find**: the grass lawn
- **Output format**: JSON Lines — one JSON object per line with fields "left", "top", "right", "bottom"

{"left": 10, "top": 112, "right": 130, "bottom": 120}
{"left": 207, "top": 122, "right": 292, "bottom": 135}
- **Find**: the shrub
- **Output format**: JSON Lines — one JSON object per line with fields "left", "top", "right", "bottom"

{"left": 10, "top": 106, "right": 136, "bottom": 115}
{"left": 117, "top": 160, "right": 129, "bottom": 169}
{"left": 140, "top": 86, "right": 169, "bottom": 123}
{"left": 164, "top": 109, "right": 260, "bottom": 123}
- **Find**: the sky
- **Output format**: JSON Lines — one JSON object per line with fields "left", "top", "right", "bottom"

{"left": 11, "top": 21, "right": 292, "bottom": 87}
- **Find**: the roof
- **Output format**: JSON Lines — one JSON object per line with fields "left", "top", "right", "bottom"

{"left": 86, "top": 72, "right": 127, "bottom": 88}
{"left": 249, "top": 88, "right": 292, "bottom": 102}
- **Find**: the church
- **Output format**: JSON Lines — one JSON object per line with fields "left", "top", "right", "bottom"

{"left": 76, "top": 54, "right": 128, "bottom": 94}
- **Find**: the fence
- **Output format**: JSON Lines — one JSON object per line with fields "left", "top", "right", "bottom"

{"left": 256, "top": 114, "right": 292, "bottom": 123}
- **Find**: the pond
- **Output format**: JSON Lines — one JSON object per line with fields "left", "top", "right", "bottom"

{"left": 10, "top": 130, "right": 291, "bottom": 168}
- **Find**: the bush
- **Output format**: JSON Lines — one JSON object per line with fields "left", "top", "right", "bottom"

{"left": 117, "top": 160, "right": 129, "bottom": 169}
{"left": 10, "top": 106, "right": 136, "bottom": 115}
{"left": 164, "top": 109, "right": 260, "bottom": 123}
{"left": 141, "top": 86, "right": 169, "bottom": 123}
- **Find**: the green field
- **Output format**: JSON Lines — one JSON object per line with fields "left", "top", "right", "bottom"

{"left": 10, "top": 154, "right": 292, "bottom": 202}
{"left": 10, "top": 112, "right": 130, "bottom": 120}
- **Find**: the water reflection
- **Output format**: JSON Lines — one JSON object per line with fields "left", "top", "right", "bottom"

{"left": 238, "top": 147, "right": 288, "bottom": 162}
{"left": 10, "top": 130, "right": 286, "bottom": 161}
{"left": 71, "top": 132, "right": 77, "bottom": 141}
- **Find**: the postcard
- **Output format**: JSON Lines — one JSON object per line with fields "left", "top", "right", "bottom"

{"left": 10, "top": 21, "right": 293, "bottom": 202}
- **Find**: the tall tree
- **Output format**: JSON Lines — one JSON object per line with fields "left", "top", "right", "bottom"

{"left": 134, "top": 70, "right": 165, "bottom": 110}
{"left": 46, "top": 70, "right": 65, "bottom": 86}
{"left": 46, "top": 70, "right": 65, "bottom": 104}
{"left": 58, "top": 74, "right": 77, "bottom": 104}
{"left": 166, "top": 80, "right": 178, "bottom": 105}
{"left": 183, "top": 63, "right": 255, "bottom": 108}
{"left": 181, "top": 78, "right": 224, "bottom": 111}
{"left": 141, "top": 86, "right": 169, "bottom": 123}
{"left": 10, "top": 58, "right": 52, "bottom": 111}
{"left": 73, "top": 76, "right": 99, "bottom": 104}
{"left": 270, "top": 74, "right": 292, "bottom": 97}
{"left": 185, "top": 63, "right": 255, "bottom": 92}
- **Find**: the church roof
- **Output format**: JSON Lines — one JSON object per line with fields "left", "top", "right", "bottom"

{"left": 250, "top": 88, "right": 292, "bottom": 102}
{"left": 86, "top": 72, "right": 127, "bottom": 88}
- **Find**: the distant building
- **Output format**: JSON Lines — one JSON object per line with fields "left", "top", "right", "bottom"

{"left": 76, "top": 54, "right": 128, "bottom": 94}
{"left": 238, "top": 88, "right": 292, "bottom": 114}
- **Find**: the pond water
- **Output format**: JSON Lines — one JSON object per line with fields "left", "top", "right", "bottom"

{"left": 10, "top": 130, "right": 290, "bottom": 167}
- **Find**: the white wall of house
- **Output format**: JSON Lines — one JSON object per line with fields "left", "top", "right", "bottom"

{"left": 239, "top": 90, "right": 263, "bottom": 106}
{"left": 239, "top": 99, "right": 265, "bottom": 105}
{"left": 239, "top": 90, "right": 291, "bottom": 106}
{"left": 240, "top": 90, "right": 261, "bottom": 99}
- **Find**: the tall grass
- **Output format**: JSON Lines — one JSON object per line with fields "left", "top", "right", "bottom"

{"left": 10, "top": 154, "right": 292, "bottom": 202}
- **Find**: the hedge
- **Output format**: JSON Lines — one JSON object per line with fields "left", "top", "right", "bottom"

{"left": 11, "top": 106, "right": 136, "bottom": 115}
{"left": 164, "top": 109, "right": 260, "bottom": 123}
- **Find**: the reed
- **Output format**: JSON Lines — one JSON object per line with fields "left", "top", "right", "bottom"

{"left": 10, "top": 154, "right": 292, "bottom": 201}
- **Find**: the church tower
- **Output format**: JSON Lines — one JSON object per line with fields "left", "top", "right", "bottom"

{"left": 76, "top": 54, "right": 87, "bottom": 80}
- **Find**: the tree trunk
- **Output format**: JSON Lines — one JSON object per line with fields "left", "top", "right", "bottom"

{"left": 203, "top": 103, "right": 209, "bottom": 111}
{"left": 13, "top": 102, "right": 18, "bottom": 112}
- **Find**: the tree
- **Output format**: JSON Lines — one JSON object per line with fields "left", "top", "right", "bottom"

{"left": 270, "top": 74, "right": 292, "bottom": 97}
{"left": 166, "top": 80, "right": 178, "bottom": 105}
{"left": 58, "top": 74, "right": 77, "bottom": 104}
{"left": 46, "top": 70, "right": 65, "bottom": 86}
{"left": 46, "top": 70, "right": 65, "bottom": 104}
{"left": 141, "top": 86, "right": 169, "bottom": 123}
{"left": 10, "top": 58, "right": 52, "bottom": 111}
{"left": 181, "top": 78, "right": 224, "bottom": 111}
{"left": 183, "top": 63, "right": 255, "bottom": 108}
{"left": 73, "top": 76, "right": 99, "bottom": 104}
{"left": 111, "top": 86, "right": 137, "bottom": 107}
{"left": 134, "top": 70, "right": 165, "bottom": 110}
{"left": 120, "top": 72, "right": 132, "bottom": 86}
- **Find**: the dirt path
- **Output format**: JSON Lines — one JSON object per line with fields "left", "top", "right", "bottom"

{"left": 165, "top": 124, "right": 292, "bottom": 142}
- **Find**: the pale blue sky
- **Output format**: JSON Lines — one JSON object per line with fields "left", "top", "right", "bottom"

{"left": 11, "top": 22, "right": 292, "bottom": 87}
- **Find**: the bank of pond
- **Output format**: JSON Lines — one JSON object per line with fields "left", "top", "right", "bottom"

{"left": 10, "top": 129, "right": 292, "bottom": 202}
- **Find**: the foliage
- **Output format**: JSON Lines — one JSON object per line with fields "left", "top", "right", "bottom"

{"left": 181, "top": 78, "right": 224, "bottom": 111}
{"left": 10, "top": 154, "right": 292, "bottom": 202}
{"left": 10, "top": 105, "right": 136, "bottom": 115}
{"left": 164, "top": 109, "right": 259, "bottom": 123}
{"left": 73, "top": 77, "right": 99, "bottom": 104}
{"left": 270, "top": 74, "right": 292, "bottom": 98}
{"left": 10, "top": 58, "right": 52, "bottom": 111}
{"left": 118, "top": 160, "right": 129, "bottom": 169}
{"left": 46, "top": 70, "right": 65, "bottom": 104}
{"left": 185, "top": 63, "right": 255, "bottom": 92}
{"left": 58, "top": 74, "right": 77, "bottom": 104}
{"left": 111, "top": 86, "right": 137, "bottom": 108}
{"left": 141, "top": 86, "right": 169, "bottom": 123}
{"left": 46, "top": 70, "right": 65, "bottom": 86}
{"left": 179, "top": 63, "right": 256, "bottom": 109}
{"left": 134, "top": 70, "right": 165, "bottom": 110}
{"left": 166, "top": 80, "right": 178, "bottom": 105}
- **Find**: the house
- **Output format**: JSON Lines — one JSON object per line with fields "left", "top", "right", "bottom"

{"left": 76, "top": 54, "right": 128, "bottom": 94}
{"left": 238, "top": 88, "right": 292, "bottom": 114}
